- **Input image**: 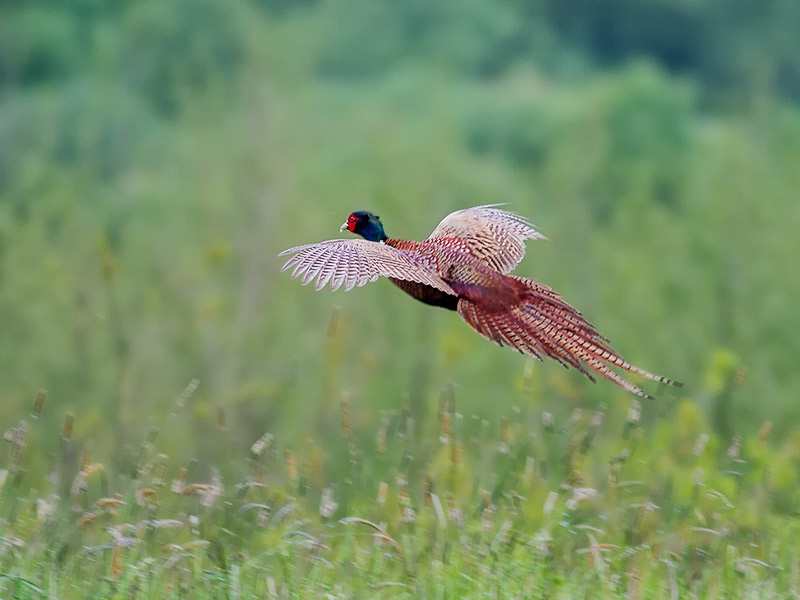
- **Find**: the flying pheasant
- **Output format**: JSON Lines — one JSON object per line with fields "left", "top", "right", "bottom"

{"left": 279, "top": 205, "right": 681, "bottom": 399}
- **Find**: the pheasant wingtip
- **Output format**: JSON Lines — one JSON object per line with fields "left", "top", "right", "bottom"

{"left": 279, "top": 258, "right": 299, "bottom": 272}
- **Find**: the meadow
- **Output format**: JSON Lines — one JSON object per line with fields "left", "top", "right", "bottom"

{"left": 2, "top": 0, "right": 800, "bottom": 597}
{"left": 2, "top": 377, "right": 798, "bottom": 598}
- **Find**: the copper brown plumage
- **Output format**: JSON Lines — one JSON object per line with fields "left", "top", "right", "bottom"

{"left": 279, "top": 205, "right": 682, "bottom": 399}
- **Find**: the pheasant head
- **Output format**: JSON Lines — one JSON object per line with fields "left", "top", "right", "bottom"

{"left": 341, "top": 211, "right": 387, "bottom": 242}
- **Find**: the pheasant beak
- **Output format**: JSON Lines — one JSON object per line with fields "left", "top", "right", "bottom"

{"left": 340, "top": 221, "right": 349, "bottom": 232}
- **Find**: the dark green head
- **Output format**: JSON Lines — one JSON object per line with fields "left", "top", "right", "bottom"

{"left": 341, "top": 211, "right": 387, "bottom": 242}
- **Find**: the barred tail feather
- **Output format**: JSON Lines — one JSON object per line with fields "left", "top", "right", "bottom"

{"left": 458, "top": 300, "right": 543, "bottom": 361}
{"left": 552, "top": 321, "right": 683, "bottom": 390}
{"left": 457, "top": 298, "right": 595, "bottom": 381}
{"left": 456, "top": 277, "right": 682, "bottom": 398}
{"left": 578, "top": 351, "right": 655, "bottom": 400}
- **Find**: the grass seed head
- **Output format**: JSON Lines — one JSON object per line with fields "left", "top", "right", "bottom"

{"left": 727, "top": 436, "right": 742, "bottom": 460}
{"left": 62, "top": 415, "right": 73, "bottom": 441}
{"left": 32, "top": 389, "right": 46, "bottom": 419}
{"left": 250, "top": 432, "right": 273, "bottom": 457}
{"left": 694, "top": 434, "right": 709, "bottom": 457}
{"left": 566, "top": 487, "right": 599, "bottom": 510}
{"left": 626, "top": 400, "right": 641, "bottom": 426}
{"left": 172, "top": 378, "right": 200, "bottom": 416}
{"left": 543, "top": 491, "right": 558, "bottom": 515}
{"left": 378, "top": 481, "right": 388, "bottom": 504}
{"left": 541, "top": 412, "right": 555, "bottom": 433}
{"left": 285, "top": 448, "right": 297, "bottom": 481}
{"left": 136, "top": 488, "right": 158, "bottom": 507}
{"left": 320, "top": 487, "right": 338, "bottom": 518}
{"left": 377, "top": 416, "right": 388, "bottom": 454}
{"left": 757, "top": 422, "right": 772, "bottom": 445}
{"left": 96, "top": 495, "right": 125, "bottom": 513}
{"left": 77, "top": 511, "right": 100, "bottom": 528}
{"left": 171, "top": 467, "right": 187, "bottom": 493}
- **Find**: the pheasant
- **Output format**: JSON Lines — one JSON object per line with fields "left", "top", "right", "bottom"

{"left": 279, "top": 205, "right": 681, "bottom": 399}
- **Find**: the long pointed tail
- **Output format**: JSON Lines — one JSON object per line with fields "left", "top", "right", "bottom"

{"left": 456, "top": 276, "right": 682, "bottom": 399}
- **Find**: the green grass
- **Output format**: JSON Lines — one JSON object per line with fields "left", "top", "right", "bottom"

{"left": 2, "top": 377, "right": 797, "bottom": 599}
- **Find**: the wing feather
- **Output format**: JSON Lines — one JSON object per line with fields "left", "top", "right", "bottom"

{"left": 279, "top": 239, "right": 456, "bottom": 295}
{"left": 427, "top": 204, "right": 546, "bottom": 274}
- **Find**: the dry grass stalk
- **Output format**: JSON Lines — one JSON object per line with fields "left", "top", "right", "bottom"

{"left": 341, "top": 517, "right": 407, "bottom": 569}
{"left": 217, "top": 408, "right": 227, "bottom": 432}
{"left": 340, "top": 395, "right": 351, "bottom": 439}
{"left": 734, "top": 365, "right": 748, "bottom": 390}
{"left": 111, "top": 542, "right": 123, "bottom": 579}
{"left": 423, "top": 476, "right": 433, "bottom": 507}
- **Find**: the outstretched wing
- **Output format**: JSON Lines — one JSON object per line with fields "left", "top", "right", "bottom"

{"left": 426, "top": 204, "right": 546, "bottom": 274}
{"left": 279, "top": 239, "right": 456, "bottom": 295}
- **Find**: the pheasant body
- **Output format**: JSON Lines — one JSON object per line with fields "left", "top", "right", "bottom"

{"left": 280, "top": 205, "right": 682, "bottom": 399}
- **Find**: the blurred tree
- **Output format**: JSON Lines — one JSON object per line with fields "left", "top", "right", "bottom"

{"left": 0, "top": 6, "right": 81, "bottom": 89}
{"left": 544, "top": 0, "right": 704, "bottom": 71}
{"left": 315, "top": 0, "right": 528, "bottom": 78}
{"left": 119, "top": 0, "right": 247, "bottom": 116}
{"left": 542, "top": 0, "right": 800, "bottom": 103}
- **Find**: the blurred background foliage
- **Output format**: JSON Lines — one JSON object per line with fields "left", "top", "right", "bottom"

{"left": 1, "top": 0, "right": 799, "bottom": 484}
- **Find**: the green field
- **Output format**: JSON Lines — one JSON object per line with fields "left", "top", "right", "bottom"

{"left": 2, "top": 388, "right": 799, "bottom": 598}
{"left": 2, "top": 0, "right": 800, "bottom": 597}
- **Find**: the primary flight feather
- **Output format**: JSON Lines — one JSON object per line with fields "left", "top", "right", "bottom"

{"left": 279, "top": 205, "right": 682, "bottom": 399}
